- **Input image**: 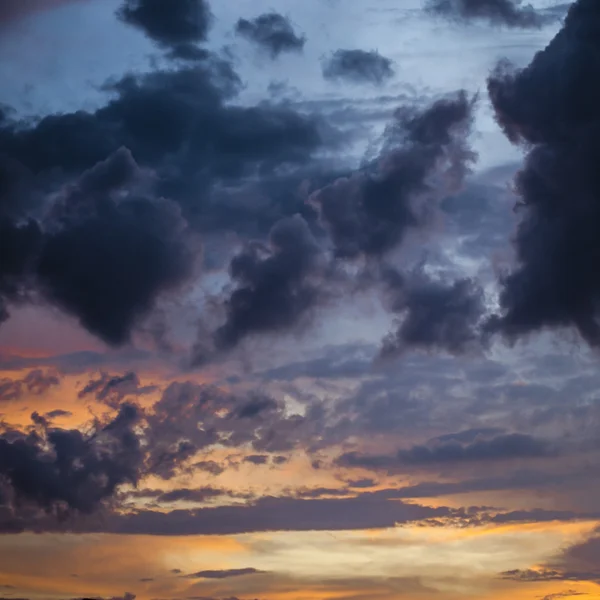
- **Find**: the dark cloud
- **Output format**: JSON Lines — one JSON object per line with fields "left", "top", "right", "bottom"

{"left": 244, "top": 455, "right": 269, "bottom": 465}
{"left": 108, "top": 492, "right": 467, "bottom": 535}
{"left": 500, "top": 569, "right": 600, "bottom": 582}
{"left": 79, "top": 372, "right": 156, "bottom": 408}
{"left": 360, "top": 468, "right": 575, "bottom": 499}
{"left": 322, "top": 49, "right": 395, "bottom": 85}
{"left": 0, "top": 53, "right": 337, "bottom": 345}
{"left": 310, "top": 91, "right": 476, "bottom": 259}
{"left": 0, "top": 403, "right": 144, "bottom": 516}
{"left": 207, "top": 216, "right": 324, "bottom": 354}
{"left": 235, "top": 13, "right": 306, "bottom": 58}
{"left": 154, "top": 487, "right": 224, "bottom": 503}
{"left": 380, "top": 268, "right": 486, "bottom": 357}
{"left": 34, "top": 150, "right": 195, "bottom": 346}
{"left": 426, "top": 0, "right": 549, "bottom": 28}
{"left": 337, "top": 431, "right": 558, "bottom": 472}
{"left": 486, "top": 0, "right": 600, "bottom": 346}
{"left": 185, "top": 568, "right": 265, "bottom": 579}
{"left": 0, "top": 218, "right": 41, "bottom": 325}
{"left": 0, "top": 147, "right": 195, "bottom": 346}
{"left": 234, "top": 397, "right": 279, "bottom": 419}
{"left": 44, "top": 410, "right": 73, "bottom": 419}
{"left": 117, "top": 0, "right": 213, "bottom": 49}
{"left": 295, "top": 487, "right": 351, "bottom": 499}
{"left": 0, "top": 370, "right": 60, "bottom": 402}
{"left": 193, "top": 460, "right": 225, "bottom": 476}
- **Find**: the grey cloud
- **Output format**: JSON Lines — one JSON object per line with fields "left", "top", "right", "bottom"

{"left": 207, "top": 216, "right": 324, "bottom": 354}
{"left": 0, "top": 51, "right": 334, "bottom": 344}
{"left": 0, "top": 403, "right": 144, "bottom": 516}
{"left": 108, "top": 493, "right": 467, "bottom": 535}
{"left": 322, "top": 49, "right": 395, "bottom": 85}
{"left": 426, "top": 0, "right": 550, "bottom": 28}
{"left": 117, "top": 0, "right": 213, "bottom": 50}
{"left": 380, "top": 268, "right": 486, "bottom": 357}
{"left": 185, "top": 568, "right": 265, "bottom": 579}
{"left": 485, "top": 0, "right": 600, "bottom": 346}
{"left": 310, "top": 90, "right": 476, "bottom": 259}
{"left": 193, "top": 460, "right": 225, "bottom": 476}
{"left": 235, "top": 13, "right": 306, "bottom": 58}
{"left": 78, "top": 371, "right": 156, "bottom": 408}
{"left": 244, "top": 455, "right": 269, "bottom": 465}
{"left": 44, "top": 409, "right": 73, "bottom": 419}
{"left": 337, "top": 431, "right": 558, "bottom": 472}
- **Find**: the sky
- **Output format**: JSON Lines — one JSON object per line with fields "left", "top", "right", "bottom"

{"left": 3, "top": 1, "right": 600, "bottom": 600}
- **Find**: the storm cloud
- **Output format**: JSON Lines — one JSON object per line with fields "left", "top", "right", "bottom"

{"left": 486, "top": 0, "right": 600, "bottom": 346}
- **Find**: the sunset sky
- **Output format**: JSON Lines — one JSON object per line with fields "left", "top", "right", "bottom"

{"left": 2, "top": 1, "right": 600, "bottom": 600}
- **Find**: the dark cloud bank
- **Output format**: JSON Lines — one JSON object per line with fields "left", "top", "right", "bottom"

{"left": 0, "top": 0, "right": 483, "bottom": 360}
{"left": 426, "top": 0, "right": 551, "bottom": 28}
{"left": 3, "top": 0, "right": 598, "bottom": 542}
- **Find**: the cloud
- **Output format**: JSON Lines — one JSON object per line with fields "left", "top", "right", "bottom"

{"left": 336, "top": 431, "right": 558, "bottom": 472}
{"left": 0, "top": 49, "right": 340, "bottom": 344}
{"left": 193, "top": 460, "right": 225, "bottom": 476}
{"left": 35, "top": 152, "right": 194, "bottom": 346}
{"left": 108, "top": 492, "right": 467, "bottom": 535}
{"left": 322, "top": 49, "right": 395, "bottom": 85}
{"left": 44, "top": 410, "right": 73, "bottom": 419}
{"left": 78, "top": 371, "right": 156, "bottom": 408}
{"left": 391, "top": 468, "right": 575, "bottom": 498}
{"left": 541, "top": 592, "right": 588, "bottom": 600}
{"left": 244, "top": 455, "right": 269, "bottom": 465}
{"left": 142, "top": 382, "right": 321, "bottom": 478}
{"left": 205, "top": 215, "right": 324, "bottom": 355}
{"left": 0, "top": 147, "right": 195, "bottom": 346}
{"left": 185, "top": 568, "right": 265, "bottom": 579}
{"left": 0, "top": 403, "right": 144, "bottom": 516}
{"left": 117, "top": 0, "right": 213, "bottom": 50}
{"left": 380, "top": 268, "right": 486, "bottom": 357}
{"left": 500, "top": 569, "right": 599, "bottom": 582}
{"left": 486, "top": 0, "right": 600, "bottom": 346}
{"left": 425, "top": 0, "right": 549, "bottom": 28}
{"left": 310, "top": 91, "right": 476, "bottom": 259}
{"left": 130, "top": 486, "right": 226, "bottom": 504}
{"left": 235, "top": 13, "right": 306, "bottom": 58}
{"left": 0, "top": 369, "right": 60, "bottom": 402}
{"left": 0, "top": 217, "right": 41, "bottom": 325}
